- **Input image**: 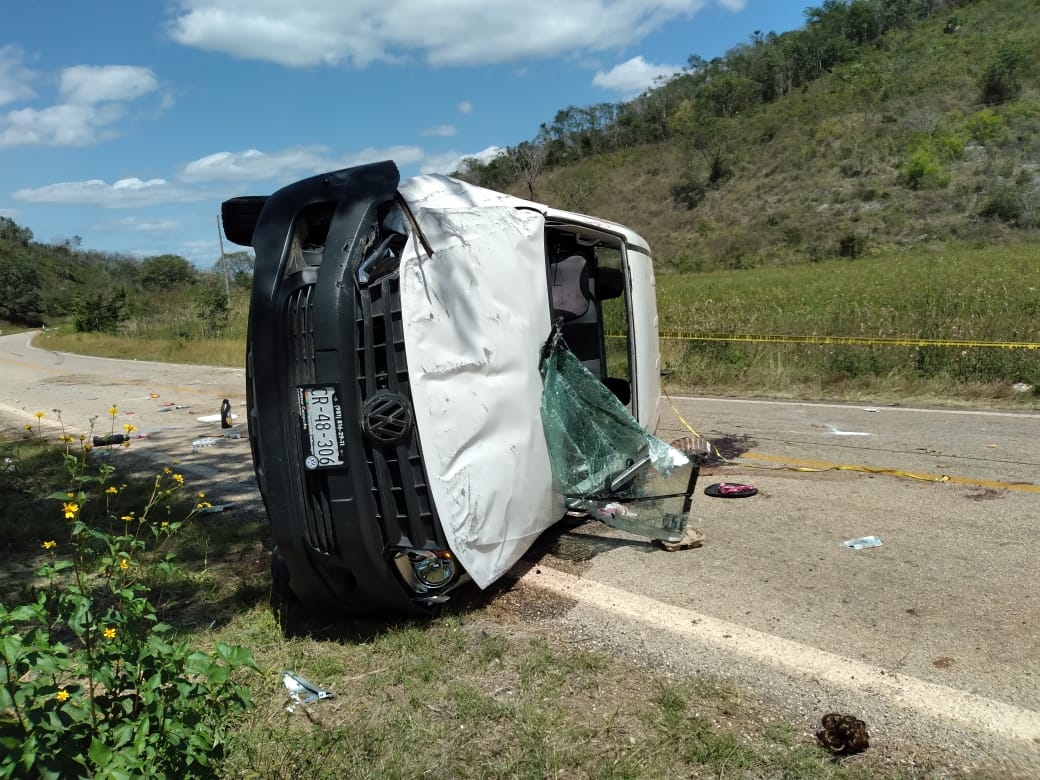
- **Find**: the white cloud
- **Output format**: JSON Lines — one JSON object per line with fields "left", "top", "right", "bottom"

{"left": 457, "top": 101, "right": 473, "bottom": 115}
{"left": 0, "top": 62, "right": 163, "bottom": 148}
{"left": 0, "top": 207, "right": 18, "bottom": 219}
{"left": 717, "top": 0, "right": 746, "bottom": 10}
{"left": 91, "top": 216, "right": 179, "bottom": 233}
{"left": 13, "top": 178, "right": 207, "bottom": 208}
{"left": 179, "top": 144, "right": 425, "bottom": 183}
{"left": 421, "top": 145, "right": 506, "bottom": 175}
{"left": 180, "top": 146, "right": 334, "bottom": 182}
{"left": 0, "top": 103, "right": 127, "bottom": 148}
{"left": 168, "top": 0, "right": 714, "bottom": 67}
{"left": 420, "top": 124, "right": 457, "bottom": 137}
{"left": 592, "top": 56, "right": 681, "bottom": 95}
{"left": 59, "top": 65, "right": 159, "bottom": 104}
{"left": 0, "top": 46, "right": 36, "bottom": 106}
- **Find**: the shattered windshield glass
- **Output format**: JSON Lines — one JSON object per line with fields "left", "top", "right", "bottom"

{"left": 540, "top": 330, "right": 694, "bottom": 542}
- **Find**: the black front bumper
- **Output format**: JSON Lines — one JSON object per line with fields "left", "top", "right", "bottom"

{"left": 245, "top": 161, "right": 455, "bottom": 616}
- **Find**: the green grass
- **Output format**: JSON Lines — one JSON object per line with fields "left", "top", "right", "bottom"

{"left": 214, "top": 608, "right": 890, "bottom": 779}
{"left": 654, "top": 242, "right": 1040, "bottom": 404}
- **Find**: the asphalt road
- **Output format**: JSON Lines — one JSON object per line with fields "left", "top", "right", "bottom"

{"left": 4, "top": 331, "right": 1039, "bottom": 773}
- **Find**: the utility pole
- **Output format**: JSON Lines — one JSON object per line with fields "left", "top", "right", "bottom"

{"left": 217, "top": 215, "right": 231, "bottom": 306}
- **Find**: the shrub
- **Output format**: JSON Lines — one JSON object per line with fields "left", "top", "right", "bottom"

{"left": 0, "top": 410, "right": 259, "bottom": 778}
{"left": 902, "top": 148, "right": 949, "bottom": 190}
{"left": 979, "top": 185, "right": 1025, "bottom": 225}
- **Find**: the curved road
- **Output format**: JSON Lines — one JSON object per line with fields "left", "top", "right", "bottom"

{"left": 3, "top": 331, "right": 1039, "bottom": 773}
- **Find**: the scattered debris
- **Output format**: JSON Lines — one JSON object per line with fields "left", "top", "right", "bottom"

{"left": 704, "top": 482, "right": 757, "bottom": 498}
{"left": 196, "top": 413, "right": 237, "bottom": 423}
{"left": 92, "top": 434, "right": 128, "bottom": 447}
{"left": 282, "top": 671, "right": 335, "bottom": 713}
{"left": 816, "top": 712, "right": 870, "bottom": 756}
{"left": 653, "top": 526, "right": 705, "bottom": 551}
{"left": 200, "top": 503, "right": 235, "bottom": 514}
{"left": 191, "top": 437, "right": 218, "bottom": 453}
{"left": 842, "top": 535, "right": 882, "bottom": 550}
{"left": 1012, "top": 382, "right": 1033, "bottom": 394}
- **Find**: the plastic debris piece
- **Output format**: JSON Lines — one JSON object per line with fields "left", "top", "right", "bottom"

{"left": 221, "top": 431, "right": 242, "bottom": 439}
{"left": 842, "top": 535, "right": 882, "bottom": 550}
{"left": 191, "top": 437, "right": 218, "bottom": 454}
{"left": 282, "top": 671, "right": 335, "bottom": 712}
{"left": 149, "top": 393, "right": 160, "bottom": 399}
{"left": 196, "top": 413, "right": 237, "bottom": 423}
{"left": 200, "top": 503, "right": 235, "bottom": 514}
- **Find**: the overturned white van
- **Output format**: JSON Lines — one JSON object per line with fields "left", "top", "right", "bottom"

{"left": 222, "top": 160, "right": 687, "bottom": 618}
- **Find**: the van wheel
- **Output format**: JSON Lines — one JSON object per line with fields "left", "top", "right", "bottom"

{"left": 221, "top": 196, "right": 268, "bottom": 247}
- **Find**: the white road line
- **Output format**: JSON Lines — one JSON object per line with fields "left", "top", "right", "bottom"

{"left": 668, "top": 395, "right": 1040, "bottom": 420}
{"left": 520, "top": 564, "right": 1040, "bottom": 744}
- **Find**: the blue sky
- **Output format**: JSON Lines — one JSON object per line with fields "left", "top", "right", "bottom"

{"left": 1, "top": 1, "right": 810, "bottom": 268}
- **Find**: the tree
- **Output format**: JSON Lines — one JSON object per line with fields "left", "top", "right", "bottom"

{"left": 512, "top": 140, "right": 548, "bottom": 200}
{"left": 71, "top": 289, "right": 129, "bottom": 333}
{"left": 980, "top": 39, "right": 1028, "bottom": 105}
{"left": 140, "top": 254, "right": 196, "bottom": 290}
{"left": 0, "top": 216, "right": 33, "bottom": 246}
{"left": 194, "top": 285, "right": 231, "bottom": 336}
{"left": 0, "top": 251, "right": 44, "bottom": 325}
{"left": 222, "top": 251, "right": 254, "bottom": 289}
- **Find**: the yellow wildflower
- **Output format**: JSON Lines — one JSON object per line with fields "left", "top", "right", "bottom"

{"left": 62, "top": 502, "right": 79, "bottom": 519}
{"left": 109, "top": 405, "right": 118, "bottom": 417}
{"left": 160, "top": 521, "right": 169, "bottom": 528}
{"left": 119, "top": 559, "right": 129, "bottom": 571}
{"left": 197, "top": 492, "right": 206, "bottom": 499}
{"left": 24, "top": 424, "right": 32, "bottom": 432}
{"left": 106, "top": 486, "right": 119, "bottom": 495}
{"left": 59, "top": 435, "right": 74, "bottom": 444}
{"left": 42, "top": 540, "right": 57, "bottom": 550}
{"left": 172, "top": 473, "right": 184, "bottom": 485}
{"left": 121, "top": 514, "right": 134, "bottom": 523}
{"left": 164, "top": 467, "right": 172, "bottom": 474}
{"left": 103, "top": 627, "right": 116, "bottom": 640}
{"left": 123, "top": 423, "right": 136, "bottom": 434}
{"left": 56, "top": 689, "right": 70, "bottom": 703}
{"left": 34, "top": 411, "right": 45, "bottom": 420}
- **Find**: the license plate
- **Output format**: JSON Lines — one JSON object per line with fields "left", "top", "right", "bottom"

{"left": 298, "top": 386, "right": 346, "bottom": 469}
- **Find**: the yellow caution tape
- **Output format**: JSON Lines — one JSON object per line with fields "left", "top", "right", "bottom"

{"left": 662, "top": 388, "right": 1039, "bottom": 492}
{"left": 608, "top": 332, "right": 1040, "bottom": 350}
{"left": 739, "top": 452, "right": 1040, "bottom": 493}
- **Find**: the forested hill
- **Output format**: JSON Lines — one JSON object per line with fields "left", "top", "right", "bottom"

{"left": 461, "top": 0, "right": 1040, "bottom": 271}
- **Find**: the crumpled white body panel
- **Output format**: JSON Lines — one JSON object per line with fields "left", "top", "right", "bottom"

{"left": 398, "top": 175, "right": 560, "bottom": 589}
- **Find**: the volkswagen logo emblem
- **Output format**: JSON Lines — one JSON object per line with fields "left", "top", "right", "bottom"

{"left": 362, "top": 392, "right": 413, "bottom": 445}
